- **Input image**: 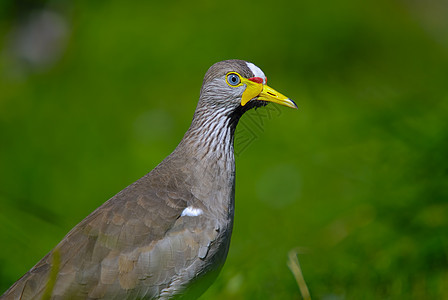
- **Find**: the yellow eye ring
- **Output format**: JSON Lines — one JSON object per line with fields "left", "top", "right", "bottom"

{"left": 226, "top": 72, "right": 243, "bottom": 87}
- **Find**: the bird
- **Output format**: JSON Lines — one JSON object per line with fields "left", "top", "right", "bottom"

{"left": 1, "top": 59, "right": 297, "bottom": 299}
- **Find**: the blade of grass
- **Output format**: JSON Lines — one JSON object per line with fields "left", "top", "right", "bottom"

{"left": 41, "top": 248, "right": 60, "bottom": 300}
{"left": 288, "top": 248, "right": 311, "bottom": 300}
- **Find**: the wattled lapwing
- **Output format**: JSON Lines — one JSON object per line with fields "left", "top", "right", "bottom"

{"left": 1, "top": 60, "right": 297, "bottom": 299}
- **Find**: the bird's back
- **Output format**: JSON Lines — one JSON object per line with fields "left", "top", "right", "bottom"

{"left": 2, "top": 156, "right": 234, "bottom": 299}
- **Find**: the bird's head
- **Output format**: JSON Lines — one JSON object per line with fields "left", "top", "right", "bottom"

{"left": 198, "top": 60, "right": 297, "bottom": 117}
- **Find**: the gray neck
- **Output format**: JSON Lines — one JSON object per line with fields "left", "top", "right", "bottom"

{"left": 168, "top": 104, "right": 238, "bottom": 219}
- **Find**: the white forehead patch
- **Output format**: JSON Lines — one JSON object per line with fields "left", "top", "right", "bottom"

{"left": 246, "top": 62, "right": 267, "bottom": 84}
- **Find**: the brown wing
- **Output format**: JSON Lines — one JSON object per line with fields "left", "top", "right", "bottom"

{"left": 1, "top": 165, "right": 218, "bottom": 300}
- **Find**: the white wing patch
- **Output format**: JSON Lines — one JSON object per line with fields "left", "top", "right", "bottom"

{"left": 181, "top": 206, "right": 203, "bottom": 217}
{"left": 246, "top": 62, "right": 267, "bottom": 84}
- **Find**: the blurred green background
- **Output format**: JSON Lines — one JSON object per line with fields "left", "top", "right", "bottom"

{"left": 1, "top": 0, "right": 447, "bottom": 298}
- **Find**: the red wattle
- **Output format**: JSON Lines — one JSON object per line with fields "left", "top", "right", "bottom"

{"left": 248, "top": 77, "right": 264, "bottom": 83}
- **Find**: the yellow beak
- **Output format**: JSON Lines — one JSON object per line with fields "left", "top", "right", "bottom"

{"left": 240, "top": 78, "right": 297, "bottom": 109}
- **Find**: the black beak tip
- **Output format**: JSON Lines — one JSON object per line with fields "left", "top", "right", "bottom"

{"left": 289, "top": 99, "right": 298, "bottom": 109}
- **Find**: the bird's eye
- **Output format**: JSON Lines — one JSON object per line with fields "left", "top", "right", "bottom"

{"left": 226, "top": 73, "right": 241, "bottom": 86}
